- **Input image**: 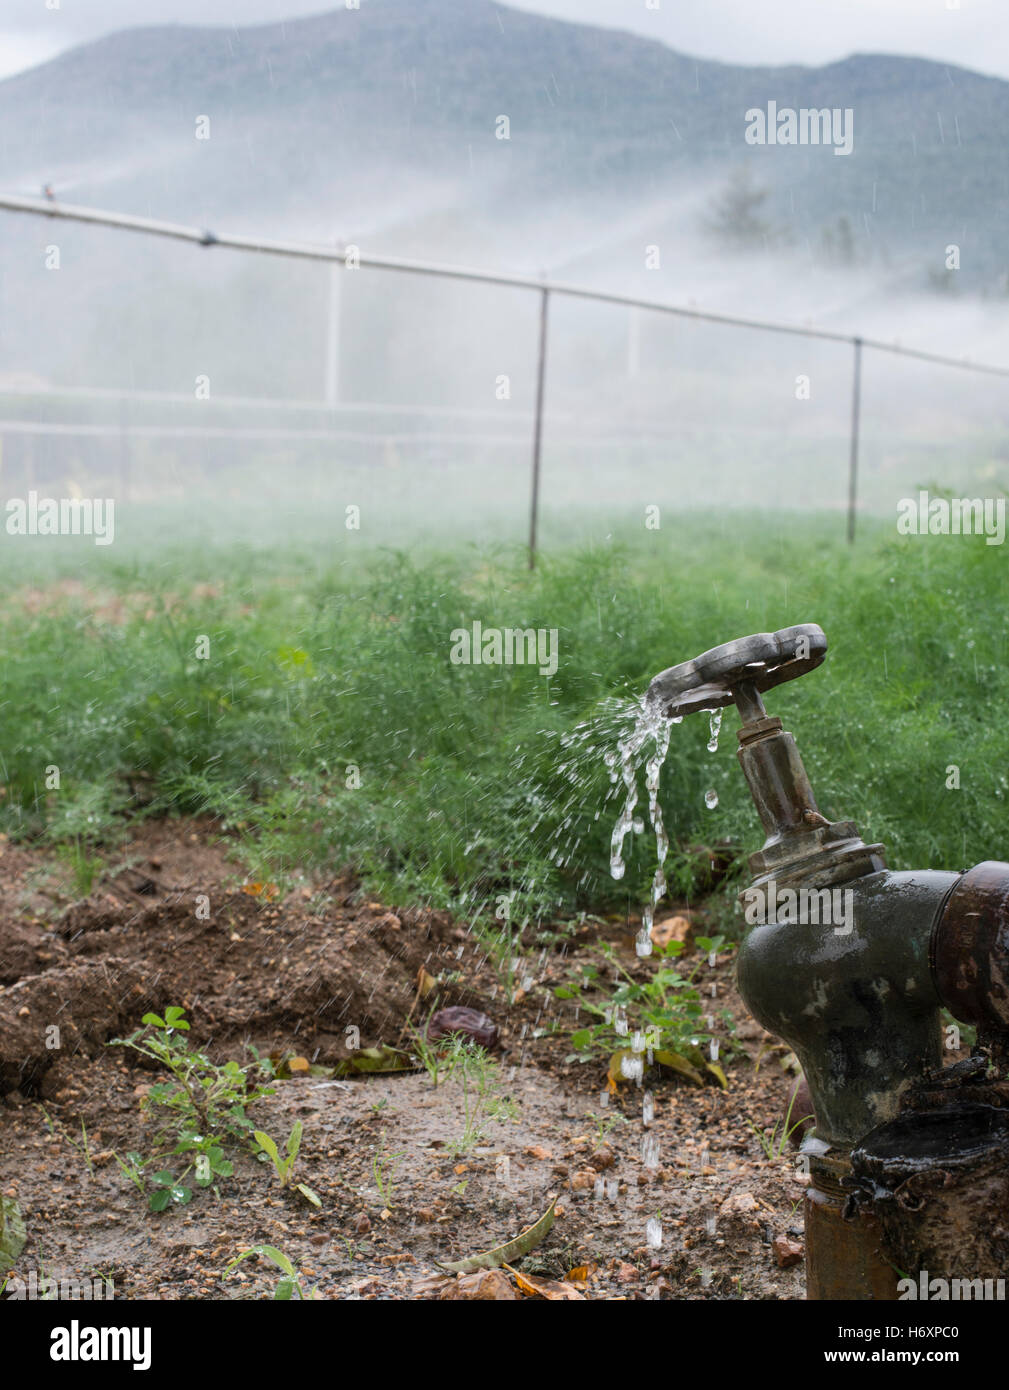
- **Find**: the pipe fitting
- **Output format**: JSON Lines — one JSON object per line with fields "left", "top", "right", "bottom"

{"left": 737, "top": 870, "right": 956, "bottom": 1148}
{"left": 931, "top": 860, "right": 1009, "bottom": 1062}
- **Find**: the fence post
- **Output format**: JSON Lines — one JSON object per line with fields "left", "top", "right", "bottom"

{"left": 325, "top": 255, "right": 342, "bottom": 406}
{"left": 847, "top": 335, "right": 862, "bottom": 544}
{"left": 528, "top": 285, "right": 550, "bottom": 569}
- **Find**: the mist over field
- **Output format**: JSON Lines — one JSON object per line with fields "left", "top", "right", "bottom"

{"left": 0, "top": 0, "right": 1006, "bottom": 542}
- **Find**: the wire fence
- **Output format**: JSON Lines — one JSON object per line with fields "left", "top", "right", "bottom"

{"left": 1, "top": 193, "right": 1008, "bottom": 563}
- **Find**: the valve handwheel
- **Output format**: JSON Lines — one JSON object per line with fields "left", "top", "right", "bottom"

{"left": 646, "top": 623, "right": 827, "bottom": 721}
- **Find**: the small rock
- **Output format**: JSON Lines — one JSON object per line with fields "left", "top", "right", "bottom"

{"left": 443, "top": 1269, "right": 519, "bottom": 1301}
{"left": 351, "top": 1213, "right": 371, "bottom": 1235}
{"left": 772, "top": 1235, "right": 804, "bottom": 1268}
{"left": 719, "top": 1190, "right": 759, "bottom": 1216}
{"left": 427, "top": 1006, "right": 499, "bottom": 1050}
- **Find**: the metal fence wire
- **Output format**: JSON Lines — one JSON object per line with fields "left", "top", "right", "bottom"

{"left": 1, "top": 193, "right": 1008, "bottom": 563}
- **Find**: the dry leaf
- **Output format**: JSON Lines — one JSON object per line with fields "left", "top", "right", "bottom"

{"left": 508, "top": 1266, "right": 586, "bottom": 1301}
{"left": 651, "top": 914, "right": 692, "bottom": 949}
{"left": 241, "top": 882, "right": 279, "bottom": 900}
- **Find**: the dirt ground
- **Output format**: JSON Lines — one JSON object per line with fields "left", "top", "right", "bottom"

{"left": 0, "top": 817, "right": 808, "bottom": 1300}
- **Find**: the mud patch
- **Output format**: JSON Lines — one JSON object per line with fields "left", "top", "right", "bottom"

{"left": 0, "top": 817, "right": 809, "bottom": 1300}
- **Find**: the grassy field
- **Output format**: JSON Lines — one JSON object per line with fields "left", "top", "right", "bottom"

{"left": 0, "top": 508, "right": 1005, "bottom": 929}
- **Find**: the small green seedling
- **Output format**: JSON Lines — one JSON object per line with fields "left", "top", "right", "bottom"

{"left": 585, "top": 1110, "right": 627, "bottom": 1149}
{"left": 110, "top": 1007, "right": 275, "bottom": 1148}
{"left": 146, "top": 1170, "right": 193, "bottom": 1213}
{"left": 224, "top": 1244, "right": 320, "bottom": 1300}
{"left": 372, "top": 1136, "right": 404, "bottom": 1212}
{"left": 747, "top": 1086, "right": 813, "bottom": 1160}
{"left": 253, "top": 1121, "right": 321, "bottom": 1207}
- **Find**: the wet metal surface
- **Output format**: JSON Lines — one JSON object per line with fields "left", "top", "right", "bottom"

{"left": 649, "top": 624, "right": 1009, "bottom": 1298}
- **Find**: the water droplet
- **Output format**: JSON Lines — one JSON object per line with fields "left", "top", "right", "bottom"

{"left": 642, "top": 1091, "right": 655, "bottom": 1127}
{"left": 704, "top": 789, "right": 719, "bottom": 809}
{"left": 646, "top": 1216, "right": 663, "bottom": 1250}
{"left": 707, "top": 708, "right": 722, "bottom": 753}
{"left": 621, "top": 1054, "right": 643, "bottom": 1084}
{"left": 641, "top": 1134, "right": 660, "bottom": 1169}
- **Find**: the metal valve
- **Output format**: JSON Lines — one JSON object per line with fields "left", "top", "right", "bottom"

{"left": 645, "top": 623, "right": 827, "bottom": 723}
{"left": 647, "top": 624, "right": 884, "bottom": 892}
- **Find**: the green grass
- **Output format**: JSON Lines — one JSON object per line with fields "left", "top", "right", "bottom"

{"left": 0, "top": 508, "right": 1005, "bottom": 927}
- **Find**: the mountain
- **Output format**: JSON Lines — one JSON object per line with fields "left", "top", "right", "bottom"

{"left": 0, "top": 0, "right": 1006, "bottom": 273}
{"left": 0, "top": 0, "right": 1006, "bottom": 395}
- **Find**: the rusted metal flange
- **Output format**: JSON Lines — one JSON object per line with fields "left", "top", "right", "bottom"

{"left": 846, "top": 1104, "right": 1009, "bottom": 1281}
{"left": 931, "top": 861, "right": 1009, "bottom": 1058}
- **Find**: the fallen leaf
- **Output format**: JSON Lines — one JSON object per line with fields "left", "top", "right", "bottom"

{"left": 0, "top": 1196, "right": 26, "bottom": 1264}
{"left": 506, "top": 1266, "right": 586, "bottom": 1301}
{"left": 437, "top": 1197, "right": 558, "bottom": 1274}
{"left": 334, "top": 1045, "right": 416, "bottom": 1077}
{"left": 417, "top": 966, "right": 438, "bottom": 998}
{"left": 241, "top": 882, "right": 279, "bottom": 900}
{"left": 654, "top": 1049, "right": 706, "bottom": 1086}
{"left": 651, "top": 914, "right": 692, "bottom": 949}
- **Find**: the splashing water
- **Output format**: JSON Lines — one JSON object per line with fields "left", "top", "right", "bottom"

{"left": 606, "top": 695, "right": 675, "bottom": 969}
{"left": 646, "top": 1216, "right": 663, "bottom": 1250}
{"left": 608, "top": 697, "right": 672, "bottom": 884}
{"left": 621, "top": 1053, "right": 644, "bottom": 1085}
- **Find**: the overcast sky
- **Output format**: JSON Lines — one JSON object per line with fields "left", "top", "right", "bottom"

{"left": 0, "top": 0, "right": 1006, "bottom": 82}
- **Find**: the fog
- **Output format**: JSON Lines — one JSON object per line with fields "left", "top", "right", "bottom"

{"left": 0, "top": 3, "right": 1006, "bottom": 551}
